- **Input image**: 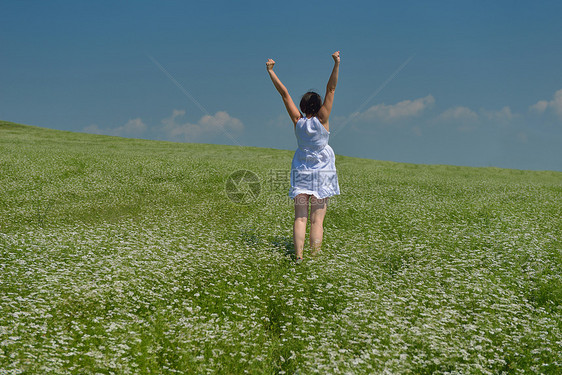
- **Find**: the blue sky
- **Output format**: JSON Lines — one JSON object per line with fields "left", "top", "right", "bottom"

{"left": 2, "top": 0, "right": 561, "bottom": 171}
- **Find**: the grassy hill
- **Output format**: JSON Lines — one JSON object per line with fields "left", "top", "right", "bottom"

{"left": 1, "top": 120, "right": 561, "bottom": 373}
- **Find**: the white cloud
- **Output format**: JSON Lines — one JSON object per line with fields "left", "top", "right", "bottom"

{"left": 82, "top": 118, "right": 147, "bottom": 138}
{"left": 530, "top": 89, "right": 562, "bottom": 117}
{"left": 353, "top": 94, "right": 435, "bottom": 122}
{"left": 437, "top": 106, "right": 479, "bottom": 122}
{"left": 160, "top": 110, "right": 243, "bottom": 142}
{"left": 530, "top": 100, "right": 548, "bottom": 113}
{"left": 113, "top": 118, "right": 147, "bottom": 137}
{"left": 482, "top": 106, "right": 516, "bottom": 123}
{"left": 551, "top": 90, "right": 562, "bottom": 117}
{"left": 83, "top": 124, "right": 104, "bottom": 135}
{"left": 82, "top": 110, "right": 243, "bottom": 143}
{"left": 434, "top": 106, "right": 479, "bottom": 132}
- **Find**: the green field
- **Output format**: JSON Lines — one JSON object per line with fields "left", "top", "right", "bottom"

{"left": 1, "top": 120, "right": 561, "bottom": 374}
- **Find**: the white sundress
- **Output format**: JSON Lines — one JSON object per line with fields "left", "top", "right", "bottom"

{"left": 289, "top": 116, "right": 340, "bottom": 199}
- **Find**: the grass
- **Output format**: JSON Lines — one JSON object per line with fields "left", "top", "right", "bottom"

{"left": 1, "top": 120, "right": 561, "bottom": 374}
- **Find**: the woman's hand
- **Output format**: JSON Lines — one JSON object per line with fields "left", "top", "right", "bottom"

{"left": 332, "top": 51, "right": 340, "bottom": 64}
{"left": 318, "top": 51, "right": 340, "bottom": 125}
{"left": 266, "top": 58, "right": 275, "bottom": 71}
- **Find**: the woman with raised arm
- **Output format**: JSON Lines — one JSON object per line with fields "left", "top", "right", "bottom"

{"left": 266, "top": 51, "right": 341, "bottom": 263}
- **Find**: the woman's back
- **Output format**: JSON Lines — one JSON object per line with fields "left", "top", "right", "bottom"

{"left": 294, "top": 116, "right": 330, "bottom": 152}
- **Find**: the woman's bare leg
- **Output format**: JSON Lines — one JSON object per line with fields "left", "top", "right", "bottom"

{"left": 310, "top": 196, "right": 328, "bottom": 256}
{"left": 293, "top": 194, "right": 310, "bottom": 259}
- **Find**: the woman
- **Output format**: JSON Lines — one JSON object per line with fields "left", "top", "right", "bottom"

{"left": 266, "top": 51, "right": 341, "bottom": 262}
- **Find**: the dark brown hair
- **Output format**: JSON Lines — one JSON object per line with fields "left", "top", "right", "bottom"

{"left": 299, "top": 91, "right": 322, "bottom": 116}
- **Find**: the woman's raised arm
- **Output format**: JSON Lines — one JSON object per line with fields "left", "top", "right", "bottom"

{"left": 266, "top": 59, "right": 301, "bottom": 126}
{"left": 317, "top": 51, "right": 340, "bottom": 127}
